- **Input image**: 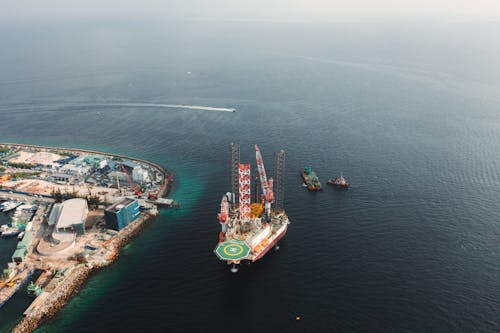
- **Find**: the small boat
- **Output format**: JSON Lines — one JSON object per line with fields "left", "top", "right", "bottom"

{"left": 0, "top": 224, "right": 21, "bottom": 237}
{"left": 327, "top": 174, "right": 350, "bottom": 188}
{"left": 26, "top": 281, "right": 43, "bottom": 297}
{"left": 1, "top": 229, "right": 21, "bottom": 237}
{"left": 18, "top": 231, "right": 25, "bottom": 240}
{"left": 2, "top": 201, "right": 22, "bottom": 212}
{"left": 300, "top": 167, "right": 322, "bottom": 191}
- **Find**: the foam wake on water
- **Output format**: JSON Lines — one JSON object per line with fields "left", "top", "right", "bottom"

{"left": 99, "top": 103, "right": 236, "bottom": 112}
{"left": 0, "top": 102, "right": 236, "bottom": 113}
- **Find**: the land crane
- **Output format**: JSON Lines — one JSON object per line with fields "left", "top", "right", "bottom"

{"left": 120, "top": 164, "right": 142, "bottom": 196}
{"left": 148, "top": 173, "right": 174, "bottom": 200}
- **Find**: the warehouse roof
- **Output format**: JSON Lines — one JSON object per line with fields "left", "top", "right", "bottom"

{"left": 48, "top": 203, "right": 61, "bottom": 226}
{"left": 56, "top": 198, "right": 88, "bottom": 229}
{"left": 106, "top": 197, "right": 136, "bottom": 213}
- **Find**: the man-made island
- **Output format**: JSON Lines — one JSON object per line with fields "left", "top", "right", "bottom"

{"left": 0, "top": 143, "right": 174, "bottom": 333}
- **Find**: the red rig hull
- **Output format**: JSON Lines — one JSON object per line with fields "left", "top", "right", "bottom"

{"left": 252, "top": 223, "right": 288, "bottom": 262}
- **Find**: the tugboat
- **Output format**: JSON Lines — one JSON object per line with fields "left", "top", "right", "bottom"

{"left": 327, "top": 174, "right": 350, "bottom": 188}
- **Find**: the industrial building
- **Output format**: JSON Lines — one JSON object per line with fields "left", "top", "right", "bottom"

{"left": 51, "top": 173, "right": 73, "bottom": 183}
{"left": 104, "top": 198, "right": 140, "bottom": 230}
{"left": 132, "top": 166, "right": 149, "bottom": 183}
{"left": 59, "top": 163, "right": 90, "bottom": 176}
{"left": 55, "top": 198, "right": 88, "bottom": 235}
{"left": 84, "top": 155, "right": 108, "bottom": 169}
{"left": 48, "top": 203, "right": 62, "bottom": 226}
{"left": 12, "top": 230, "right": 34, "bottom": 263}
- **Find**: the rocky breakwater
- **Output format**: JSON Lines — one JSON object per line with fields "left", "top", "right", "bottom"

{"left": 12, "top": 265, "right": 92, "bottom": 333}
{"left": 12, "top": 212, "right": 157, "bottom": 333}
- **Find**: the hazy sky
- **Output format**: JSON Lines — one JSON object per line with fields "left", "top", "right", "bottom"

{"left": 2, "top": 0, "right": 500, "bottom": 22}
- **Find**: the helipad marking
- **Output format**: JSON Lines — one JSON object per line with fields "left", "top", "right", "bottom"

{"left": 223, "top": 244, "right": 244, "bottom": 257}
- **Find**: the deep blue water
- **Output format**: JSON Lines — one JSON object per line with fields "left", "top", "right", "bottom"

{"left": 0, "top": 20, "right": 499, "bottom": 332}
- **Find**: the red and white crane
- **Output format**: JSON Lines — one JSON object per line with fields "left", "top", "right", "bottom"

{"left": 217, "top": 195, "right": 229, "bottom": 223}
{"left": 254, "top": 145, "right": 274, "bottom": 216}
{"left": 120, "top": 164, "right": 142, "bottom": 196}
{"left": 217, "top": 195, "right": 229, "bottom": 242}
{"left": 148, "top": 173, "right": 174, "bottom": 200}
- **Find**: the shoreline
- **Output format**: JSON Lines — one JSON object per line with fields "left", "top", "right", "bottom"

{"left": 0, "top": 142, "right": 174, "bottom": 333}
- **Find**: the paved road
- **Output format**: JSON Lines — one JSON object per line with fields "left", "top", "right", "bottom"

{"left": 0, "top": 191, "right": 54, "bottom": 204}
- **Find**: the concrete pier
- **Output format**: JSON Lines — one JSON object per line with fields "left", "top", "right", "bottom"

{"left": 0, "top": 267, "right": 34, "bottom": 309}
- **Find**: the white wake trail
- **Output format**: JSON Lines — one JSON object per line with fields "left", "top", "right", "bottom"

{"left": 105, "top": 103, "right": 236, "bottom": 112}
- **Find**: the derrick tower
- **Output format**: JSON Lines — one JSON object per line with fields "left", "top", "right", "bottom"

{"left": 230, "top": 143, "right": 240, "bottom": 209}
{"left": 273, "top": 149, "right": 286, "bottom": 212}
{"left": 238, "top": 163, "right": 251, "bottom": 220}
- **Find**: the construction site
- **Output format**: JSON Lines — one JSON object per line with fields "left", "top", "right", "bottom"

{"left": 0, "top": 143, "right": 174, "bottom": 332}
{"left": 0, "top": 144, "right": 173, "bottom": 202}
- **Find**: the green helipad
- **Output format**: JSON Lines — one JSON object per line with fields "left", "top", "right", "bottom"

{"left": 215, "top": 240, "right": 251, "bottom": 261}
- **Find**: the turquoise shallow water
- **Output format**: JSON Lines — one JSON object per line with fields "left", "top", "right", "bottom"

{"left": 0, "top": 20, "right": 499, "bottom": 332}
{"left": 35, "top": 158, "right": 209, "bottom": 332}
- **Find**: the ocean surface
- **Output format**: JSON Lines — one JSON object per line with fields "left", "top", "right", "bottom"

{"left": 0, "top": 19, "right": 499, "bottom": 332}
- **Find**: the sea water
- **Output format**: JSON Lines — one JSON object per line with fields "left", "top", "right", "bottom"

{"left": 0, "top": 20, "right": 499, "bottom": 332}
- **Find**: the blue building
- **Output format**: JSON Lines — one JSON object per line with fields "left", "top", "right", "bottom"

{"left": 104, "top": 198, "right": 140, "bottom": 230}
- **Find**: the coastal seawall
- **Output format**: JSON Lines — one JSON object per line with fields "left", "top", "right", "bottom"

{"left": 12, "top": 265, "right": 93, "bottom": 333}
{"left": 12, "top": 212, "right": 156, "bottom": 333}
